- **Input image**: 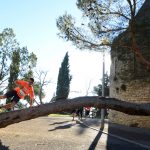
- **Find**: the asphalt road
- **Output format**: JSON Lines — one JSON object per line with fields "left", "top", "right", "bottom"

{"left": 0, "top": 116, "right": 149, "bottom": 150}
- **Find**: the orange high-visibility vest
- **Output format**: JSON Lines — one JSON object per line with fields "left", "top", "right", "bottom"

{"left": 14, "top": 80, "right": 34, "bottom": 100}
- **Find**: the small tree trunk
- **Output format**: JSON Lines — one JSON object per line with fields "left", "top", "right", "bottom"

{"left": 39, "top": 88, "right": 43, "bottom": 104}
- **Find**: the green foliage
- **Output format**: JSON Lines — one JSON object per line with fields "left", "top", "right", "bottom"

{"left": 28, "top": 52, "right": 37, "bottom": 68}
{"left": 93, "top": 73, "right": 110, "bottom": 96}
{"left": 5, "top": 32, "right": 37, "bottom": 88}
{"left": 34, "top": 82, "right": 45, "bottom": 100}
{"left": 0, "top": 28, "right": 19, "bottom": 84}
{"left": 8, "top": 49, "right": 21, "bottom": 90}
{"left": 19, "top": 48, "right": 37, "bottom": 78}
{"left": 56, "top": 52, "right": 72, "bottom": 100}
{"left": 0, "top": 28, "right": 37, "bottom": 89}
{"left": 34, "top": 83, "right": 41, "bottom": 96}
{"left": 6, "top": 49, "right": 21, "bottom": 106}
{"left": 19, "top": 50, "right": 37, "bottom": 81}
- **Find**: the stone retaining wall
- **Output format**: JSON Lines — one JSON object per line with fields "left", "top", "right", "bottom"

{"left": 109, "top": 0, "right": 150, "bottom": 129}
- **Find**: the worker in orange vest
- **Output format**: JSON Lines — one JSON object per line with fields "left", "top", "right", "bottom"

{"left": 0, "top": 78, "right": 35, "bottom": 109}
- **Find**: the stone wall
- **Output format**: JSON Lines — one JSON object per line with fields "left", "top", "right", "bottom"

{"left": 109, "top": 0, "right": 150, "bottom": 129}
{"left": 109, "top": 78, "right": 150, "bottom": 128}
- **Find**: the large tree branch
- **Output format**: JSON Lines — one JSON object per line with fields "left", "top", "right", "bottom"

{"left": 93, "top": 1, "right": 130, "bottom": 20}
{"left": 127, "top": 0, "right": 133, "bottom": 16}
{"left": 98, "top": 27, "right": 127, "bottom": 34}
{"left": 98, "top": 11, "right": 130, "bottom": 20}
{"left": 69, "top": 28, "right": 131, "bottom": 50}
{"left": 0, "top": 96, "right": 150, "bottom": 128}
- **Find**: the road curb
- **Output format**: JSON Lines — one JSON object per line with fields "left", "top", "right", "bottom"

{"left": 76, "top": 120, "right": 150, "bottom": 150}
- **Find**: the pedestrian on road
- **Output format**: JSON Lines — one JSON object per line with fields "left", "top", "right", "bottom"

{"left": 71, "top": 109, "right": 77, "bottom": 121}
{"left": 85, "top": 107, "right": 91, "bottom": 117}
{"left": 76, "top": 107, "right": 83, "bottom": 120}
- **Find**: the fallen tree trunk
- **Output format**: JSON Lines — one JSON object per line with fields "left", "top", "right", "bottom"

{"left": 0, "top": 96, "right": 150, "bottom": 128}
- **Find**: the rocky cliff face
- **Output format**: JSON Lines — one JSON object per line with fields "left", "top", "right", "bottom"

{"left": 109, "top": 0, "right": 150, "bottom": 128}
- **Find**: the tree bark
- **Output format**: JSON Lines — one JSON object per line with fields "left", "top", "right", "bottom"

{"left": 0, "top": 96, "right": 150, "bottom": 128}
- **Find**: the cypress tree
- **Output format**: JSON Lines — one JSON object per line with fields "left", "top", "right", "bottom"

{"left": 6, "top": 49, "right": 20, "bottom": 107}
{"left": 8, "top": 49, "right": 21, "bottom": 90}
{"left": 56, "top": 52, "right": 72, "bottom": 100}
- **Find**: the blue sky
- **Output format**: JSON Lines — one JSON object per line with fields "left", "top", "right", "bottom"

{"left": 0, "top": 0, "right": 111, "bottom": 101}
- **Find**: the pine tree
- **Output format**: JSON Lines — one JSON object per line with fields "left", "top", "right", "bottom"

{"left": 56, "top": 52, "right": 72, "bottom": 100}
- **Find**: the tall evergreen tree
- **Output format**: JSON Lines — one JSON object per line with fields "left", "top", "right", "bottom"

{"left": 6, "top": 49, "right": 20, "bottom": 106}
{"left": 56, "top": 52, "right": 72, "bottom": 100}
{"left": 8, "top": 49, "right": 21, "bottom": 90}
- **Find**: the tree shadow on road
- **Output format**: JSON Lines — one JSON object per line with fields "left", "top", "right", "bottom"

{"left": 0, "top": 140, "right": 10, "bottom": 150}
{"left": 48, "top": 123, "right": 76, "bottom": 131}
{"left": 76, "top": 121, "right": 89, "bottom": 135}
{"left": 76, "top": 118, "right": 102, "bottom": 135}
{"left": 88, "top": 126, "right": 104, "bottom": 150}
{"left": 49, "top": 121, "right": 70, "bottom": 125}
